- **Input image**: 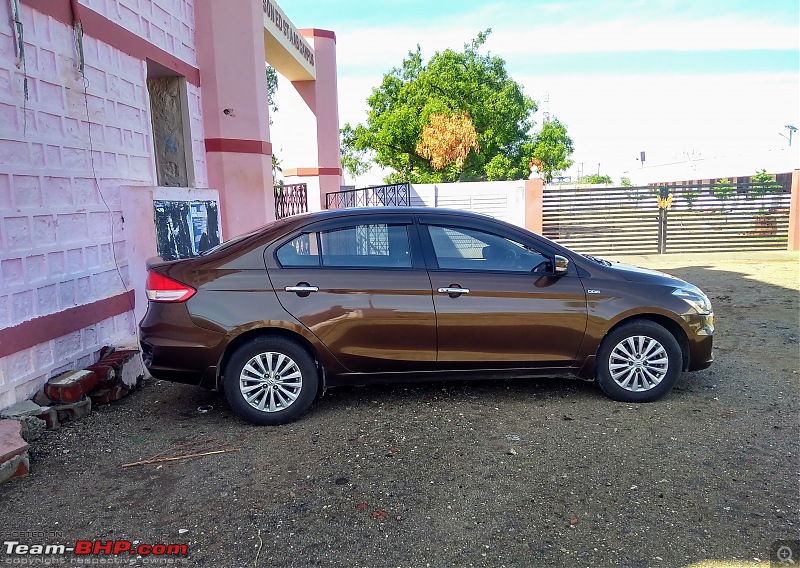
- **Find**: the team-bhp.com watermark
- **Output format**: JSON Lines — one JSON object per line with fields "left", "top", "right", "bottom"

{"left": 2, "top": 533, "right": 188, "bottom": 565}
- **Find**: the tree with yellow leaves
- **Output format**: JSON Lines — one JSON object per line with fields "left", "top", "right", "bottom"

{"left": 416, "top": 113, "right": 480, "bottom": 173}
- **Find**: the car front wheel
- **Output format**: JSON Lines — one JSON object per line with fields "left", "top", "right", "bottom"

{"left": 596, "top": 320, "right": 682, "bottom": 402}
{"left": 223, "top": 337, "right": 318, "bottom": 425}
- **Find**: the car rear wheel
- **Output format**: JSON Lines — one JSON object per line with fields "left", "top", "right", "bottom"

{"left": 223, "top": 337, "right": 318, "bottom": 425}
{"left": 596, "top": 320, "right": 682, "bottom": 402}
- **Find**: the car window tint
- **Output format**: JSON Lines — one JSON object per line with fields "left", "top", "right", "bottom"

{"left": 276, "top": 233, "right": 321, "bottom": 266}
{"left": 320, "top": 224, "right": 411, "bottom": 268}
{"left": 428, "top": 225, "right": 549, "bottom": 272}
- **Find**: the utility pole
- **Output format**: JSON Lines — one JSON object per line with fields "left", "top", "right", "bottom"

{"left": 784, "top": 124, "right": 797, "bottom": 146}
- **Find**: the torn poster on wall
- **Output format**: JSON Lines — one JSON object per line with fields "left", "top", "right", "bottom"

{"left": 154, "top": 200, "right": 221, "bottom": 261}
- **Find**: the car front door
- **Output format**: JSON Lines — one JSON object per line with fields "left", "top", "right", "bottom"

{"left": 264, "top": 215, "right": 437, "bottom": 374}
{"left": 418, "top": 216, "right": 588, "bottom": 369}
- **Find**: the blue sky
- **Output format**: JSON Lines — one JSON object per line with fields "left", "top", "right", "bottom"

{"left": 272, "top": 0, "right": 799, "bottom": 184}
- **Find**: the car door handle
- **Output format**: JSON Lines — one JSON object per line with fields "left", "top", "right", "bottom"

{"left": 438, "top": 287, "right": 470, "bottom": 295}
{"left": 285, "top": 285, "right": 319, "bottom": 293}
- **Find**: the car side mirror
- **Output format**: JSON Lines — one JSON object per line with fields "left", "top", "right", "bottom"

{"left": 554, "top": 255, "right": 569, "bottom": 275}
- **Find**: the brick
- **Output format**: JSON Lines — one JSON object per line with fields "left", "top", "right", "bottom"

{"left": 0, "top": 103, "right": 18, "bottom": 134}
{"left": 57, "top": 213, "right": 88, "bottom": 244}
{"left": 53, "top": 397, "right": 92, "bottom": 423}
{"left": 32, "top": 215, "right": 57, "bottom": 246}
{"left": 44, "top": 145, "right": 62, "bottom": 168}
{"left": 0, "top": 296, "right": 9, "bottom": 328}
{"left": 5, "top": 217, "right": 32, "bottom": 251}
{"left": 44, "top": 370, "right": 98, "bottom": 404}
{"left": 85, "top": 245, "right": 100, "bottom": 268}
{"left": 0, "top": 140, "right": 28, "bottom": 166}
{"left": 27, "top": 256, "right": 47, "bottom": 283}
{"left": 12, "top": 175, "right": 43, "bottom": 209}
{"left": 48, "top": 252, "right": 66, "bottom": 277}
{"left": 30, "top": 144, "right": 44, "bottom": 167}
{"left": 0, "top": 452, "right": 30, "bottom": 484}
{"left": 37, "top": 111, "right": 64, "bottom": 137}
{"left": 86, "top": 363, "right": 117, "bottom": 389}
{"left": 2, "top": 259, "right": 24, "bottom": 287}
{"left": 32, "top": 388, "right": 53, "bottom": 406}
{"left": 36, "top": 284, "right": 58, "bottom": 315}
{"left": 6, "top": 350, "right": 33, "bottom": 380}
{"left": 34, "top": 342, "right": 54, "bottom": 370}
{"left": 11, "top": 291, "right": 35, "bottom": 323}
{"left": 38, "top": 80, "right": 65, "bottom": 110}
{"left": 67, "top": 248, "right": 84, "bottom": 273}
{"left": 0, "top": 174, "right": 10, "bottom": 208}
{"left": 62, "top": 146, "right": 89, "bottom": 170}
{"left": 43, "top": 177, "right": 73, "bottom": 207}
{"left": 39, "top": 48, "right": 57, "bottom": 75}
{"left": 58, "top": 280, "right": 76, "bottom": 308}
{"left": 36, "top": 407, "right": 60, "bottom": 430}
{"left": 89, "top": 212, "right": 112, "bottom": 240}
{"left": 76, "top": 277, "right": 91, "bottom": 301}
{"left": 89, "top": 384, "right": 130, "bottom": 405}
{"left": 73, "top": 178, "right": 99, "bottom": 205}
{"left": 53, "top": 331, "right": 83, "bottom": 362}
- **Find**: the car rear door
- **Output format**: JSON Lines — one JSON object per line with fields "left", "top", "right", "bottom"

{"left": 264, "top": 214, "right": 437, "bottom": 374}
{"left": 417, "top": 214, "right": 588, "bottom": 369}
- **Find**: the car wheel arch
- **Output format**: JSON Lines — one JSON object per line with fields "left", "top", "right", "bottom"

{"left": 217, "top": 328, "right": 327, "bottom": 397}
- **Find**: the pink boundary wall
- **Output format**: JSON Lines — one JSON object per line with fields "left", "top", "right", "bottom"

{"left": 0, "top": 0, "right": 342, "bottom": 410}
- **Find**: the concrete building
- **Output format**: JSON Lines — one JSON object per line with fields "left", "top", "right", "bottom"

{"left": 0, "top": 0, "right": 341, "bottom": 409}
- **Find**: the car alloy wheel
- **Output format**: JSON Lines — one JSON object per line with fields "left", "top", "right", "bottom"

{"left": 608, "top": 335, "right": 669, "bottom": 392}
{"left": 595, "top": 320, "right": 682, "bottom": 403}
{"left": 239, "top": 351, "right": 303, "bottom": 412}
{"left": 224, "top": 337, "right": 318, "bottom": 425}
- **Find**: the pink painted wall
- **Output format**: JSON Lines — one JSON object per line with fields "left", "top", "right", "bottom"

{"left": 0, "top": 0, "right": 204, "bottom": 408}
{"left": 287, "top": 30, "right": 342, "bottom": 210}
{"left": 80, "top": 0, "right": 198, "bottom": 66}
{"left": 195, "top": 0, "right": 274, "bottom": 237}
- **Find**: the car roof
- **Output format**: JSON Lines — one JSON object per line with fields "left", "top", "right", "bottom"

{"left": 289, "top": 207, "right": 491, "bottom": 221}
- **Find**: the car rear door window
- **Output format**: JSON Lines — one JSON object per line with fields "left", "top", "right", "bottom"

{"left": 320, "top": 224, "right": 411, "bottom": 268}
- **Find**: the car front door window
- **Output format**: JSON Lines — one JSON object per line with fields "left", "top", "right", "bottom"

{"left": 428, "top": 225, "right": 549, "bottom": 273}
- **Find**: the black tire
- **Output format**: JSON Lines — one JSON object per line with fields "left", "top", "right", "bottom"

{"left": 596, "top": 320, "right": 682, "bottom": 403}
{"left": 223, "top": 336, "right": 318, "bottom": 425}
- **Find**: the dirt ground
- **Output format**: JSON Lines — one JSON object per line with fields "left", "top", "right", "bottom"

{"left": 1, "top": 251, "right": 798, "bottom": 568}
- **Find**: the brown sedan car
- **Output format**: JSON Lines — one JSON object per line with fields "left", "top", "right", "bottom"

{"left": 140, "top": 208, "right": 714, "bottom": 425}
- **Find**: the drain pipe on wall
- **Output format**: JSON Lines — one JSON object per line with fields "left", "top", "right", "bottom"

{"left": 10, "top": 0, "right": 24, "bottom": 68}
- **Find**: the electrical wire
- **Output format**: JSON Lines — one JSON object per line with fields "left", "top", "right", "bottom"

{"left": 77, "top": 27, "right": 147, "bottom": 377}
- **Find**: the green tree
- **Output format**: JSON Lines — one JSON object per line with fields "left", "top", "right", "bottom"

{"left": 578, "top": 174, "right": 613, "bottom": 184}
{"left": 683, "top": 187, "right": 700, "bottom": 210}
{"left": 712, "top": 178, "right": 735, "bottom": 200}
{"left": 621, "top": 177, "right": 633, "bottom": 187}
{"left": 342, "top": 30, "right": 556, "bottom": 183}
{"left": 529, "top": 118, "right": 574, "bottom": 183}
{"left": 749, "top": 169, "right": 781, "bottom": 199}
{"left": 266, "top": 66, "right": 278, "bottom": 115}
{"left": 340, "top": 123, "right": 370, "bottom": 183}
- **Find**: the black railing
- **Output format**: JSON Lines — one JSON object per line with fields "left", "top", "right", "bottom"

{"left": 274, "top": 183, "right": 308, "bottom": 219}
{"left": 326, "top": 183, "right": 411, "bottom": 209}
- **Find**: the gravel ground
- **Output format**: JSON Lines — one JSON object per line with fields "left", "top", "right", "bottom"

{"left": 1, "top": 251, "right": 798, "bottom": 568}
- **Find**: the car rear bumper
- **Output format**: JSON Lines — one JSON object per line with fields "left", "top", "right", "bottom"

{"left": 139, "top": 302, "right": 226, "bottom": 389}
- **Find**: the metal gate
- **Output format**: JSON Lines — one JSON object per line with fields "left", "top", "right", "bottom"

{"left": 542, "top": 181, "right": 793, "bottom": 255}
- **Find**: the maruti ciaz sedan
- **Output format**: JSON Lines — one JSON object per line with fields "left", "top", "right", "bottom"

{"left": 139, "top": 208, "right": 714, "bottom": 425}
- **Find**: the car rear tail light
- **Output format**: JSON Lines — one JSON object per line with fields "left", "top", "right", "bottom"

{"left": 146, "top": 271, "right": 196, "bottom": 302}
